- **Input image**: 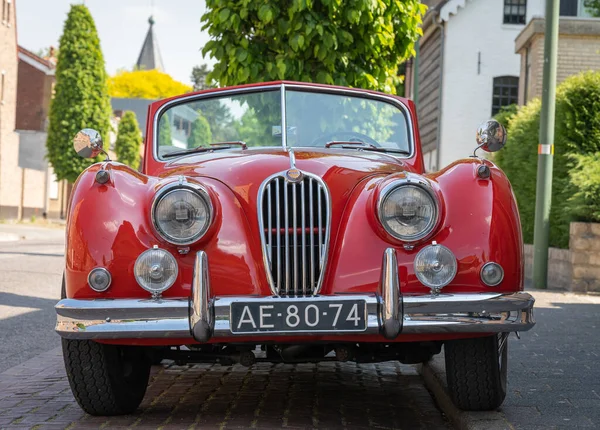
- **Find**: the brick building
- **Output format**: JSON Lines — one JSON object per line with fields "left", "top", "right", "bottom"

{"left": 0, "top": 0, "right": 23, "bottom": 219}
{"left": 516, "top": 17, "right": 600, "bottom": 105}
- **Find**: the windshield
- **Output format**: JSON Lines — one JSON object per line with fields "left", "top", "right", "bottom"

{"left": 156, "top": 87, "right": 411, "bottom": 159}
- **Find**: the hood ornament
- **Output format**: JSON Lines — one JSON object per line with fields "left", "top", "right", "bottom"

{"left": 285, "top": 148, "right": 303, "bottom": 182}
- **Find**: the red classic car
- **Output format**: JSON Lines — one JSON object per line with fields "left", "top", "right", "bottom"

{"left": 56, "top": 81, "right": 534, "bottom": 415}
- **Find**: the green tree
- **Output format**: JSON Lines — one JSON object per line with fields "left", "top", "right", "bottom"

{"left": 46, "top": 5, "right": 112, "bottom": 183}
{"left": 191, "top": 64, "right": 217, "bottom": 91}
{"left": 201, "top": 0, "right": 427, "bottom": 93}
{"left": 187, "top": 113, "right": 213, "bottom": 148}
{"left": 158, "top": 114, "right": 172, "bottom": 146}
{"left": 584, "top": 0, "right": 600, "bottom": 16}
{"left": 115, "top": 111, "right": 142, "bottom": 168}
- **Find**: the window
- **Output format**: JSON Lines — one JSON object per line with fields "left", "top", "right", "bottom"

{"left": 1, "top": 0, "right": 6, "bottom": 25}
{"left": 492, "top": 76, "right": 519, "bottom": 116}
{"left": 560, "top": 0, "right": 594, "bottom": 17}
{"left": 504, "top": 0, "right": 527, "bottom": 24}
{"left": 2, "top": 0, "right": 11, "bottom": 26}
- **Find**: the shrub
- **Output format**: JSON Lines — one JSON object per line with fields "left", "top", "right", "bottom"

{"left": 568, "top": 152, "right": 600, "bottom": 222}
{"left": 115, "top": 111, "right": 142, "bottom": 169}
{"left": 108, "top": 69, "right": 192, "bottom": 99}
{"left": 495, "top": 71, "right": 600, "bottom": 248}
{"left": 493, "top": 104, "right": 518, "bottom": 130}
{"left": 46, "top": 5, "right": 112, "bottom": 183}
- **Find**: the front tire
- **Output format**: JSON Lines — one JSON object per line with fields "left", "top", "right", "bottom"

{"left": 62, "top": 339, "right": 151, "bottom": 415}
{"left": 444, "top": 334, "right": 508, "bottom": 411}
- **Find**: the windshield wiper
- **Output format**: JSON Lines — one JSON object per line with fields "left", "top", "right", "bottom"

{"left": 351, "top": 146, "right": 410, "bottom": 155}
{"left": 162, "top": 141, "right": 247, "bottom": 158}
{"left": 325, "top": 141, "right": 377, "bottom": 149}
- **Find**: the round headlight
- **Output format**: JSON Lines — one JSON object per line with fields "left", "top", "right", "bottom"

{"left": 88, "top": 267, "right": 111, "bottom": 292}
{"left": 481, "top": 262, "right": 504, "bottom": 286}
{"left": 414, "top": 243, "right": 457, "bottom": 290}
{"left": 152, "top": 187, "right": 212, "bottom": 245}
{"left": 134, "top": 248, "right": 178, "bottom": 295}
{"left": 379, "top": 183, "right": 438, "bottom": 242}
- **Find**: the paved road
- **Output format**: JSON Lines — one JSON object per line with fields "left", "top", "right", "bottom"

{"left": 503, "top": 291, "right": 600, "bottom": 429}
{"left": 0, "top": 225, "right": 64, "bottom": 373}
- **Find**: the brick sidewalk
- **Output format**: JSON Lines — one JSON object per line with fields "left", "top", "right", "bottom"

{"left": 0, "top": 347, "right": 448, "bottom": 429}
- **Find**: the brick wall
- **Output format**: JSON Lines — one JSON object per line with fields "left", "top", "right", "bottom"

{"left": 16, "top": 61, "right": 46, "bottom": 131}
{"left": 0, "top": 1, "right": 22, "bottom": 214}
{"left": 516, "top": 18, "right": 600, "bottom": 105}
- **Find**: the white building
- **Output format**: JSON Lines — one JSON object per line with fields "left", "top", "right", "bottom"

{"left": 405, "top": 0, "right": 594, "bottom": 171}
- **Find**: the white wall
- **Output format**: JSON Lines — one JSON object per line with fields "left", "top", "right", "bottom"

{"left": 435, "top": 0, "right": 544, "bottom": 168}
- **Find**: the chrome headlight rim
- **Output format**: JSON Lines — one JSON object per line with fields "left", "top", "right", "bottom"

{"left": 151, "top": 183, "right": 213, "bottom": 246}
{"left": 377, "top": 179, "right": 439, "bottom": 243}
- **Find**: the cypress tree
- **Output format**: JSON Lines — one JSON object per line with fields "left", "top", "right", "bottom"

{"left": 46, "top": 5, "right": 112, "bottom": 183}
{"left": 115, "top": 111, "right": 142, "bottom": 169}
{"left": 187, "top": 113, "right": 212, "bottom": 148}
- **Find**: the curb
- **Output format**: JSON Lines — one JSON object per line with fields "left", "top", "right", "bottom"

{"left": 418, "top": 354, "right": 514, "bottom": 430}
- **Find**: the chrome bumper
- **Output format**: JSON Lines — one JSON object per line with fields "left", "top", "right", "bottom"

{"left": 55, "top": 250, "right": 535, "bottom": 340}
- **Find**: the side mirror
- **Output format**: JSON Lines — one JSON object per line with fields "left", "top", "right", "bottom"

{"left": 73, "top": 128, "right": 104, "bottom": 159}
{"left": 475, "top": 120, "right": 506, "bottom": 154}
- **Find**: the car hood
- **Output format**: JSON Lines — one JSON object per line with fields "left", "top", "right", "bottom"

{"left": 159, "top": 147, "right": 411, "bottom": 206}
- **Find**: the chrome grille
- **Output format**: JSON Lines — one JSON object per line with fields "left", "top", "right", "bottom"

{"left": 258, "top": 172, "right": 330, "bottom": 296}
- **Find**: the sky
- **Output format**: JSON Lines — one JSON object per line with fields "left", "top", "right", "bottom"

{"left": 16, "top": 0, "right": 213, "bottom": 85}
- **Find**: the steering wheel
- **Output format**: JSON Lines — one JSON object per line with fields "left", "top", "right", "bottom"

{"left": 309, "top": 131, "right": 381, "bottom": 148}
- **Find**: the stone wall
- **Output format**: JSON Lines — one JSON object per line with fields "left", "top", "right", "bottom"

{"left": 524, "top": 222, "right": 600, "bottom": 293}
{"left": 570, "top": 222, "right": 600, "bottom": 293}
{"left": 524, "top": 244, "right": 572, "bottom": 290}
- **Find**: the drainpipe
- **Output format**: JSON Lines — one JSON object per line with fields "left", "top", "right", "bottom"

{"left": 433, "top": 11, "right": 445, "bottom": 171}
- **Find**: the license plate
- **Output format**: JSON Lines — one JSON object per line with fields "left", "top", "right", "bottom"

{"left": 230, "top": 299, "right": 366, "bottom": 333}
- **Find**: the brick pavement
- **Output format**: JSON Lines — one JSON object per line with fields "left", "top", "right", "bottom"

{"left": 0, "top": 347, "right": 449, "bottom": 429}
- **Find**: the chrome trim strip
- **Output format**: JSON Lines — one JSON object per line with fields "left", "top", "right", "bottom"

{"left": 55, "top": 292, "right": 535, "bottom": 340}
{"left": 281, "top": 83, "right": 287, "bottom": 148}
{"left": 293, "top": 182, "right": 298, "bottom": 294}
{"left": 256, "top": 170, "right": 332, "bottom": 296}
{"left": 381, "top": 248, "right": 401, "bottom": 339}
{"left": 190, "top": 251, "right": 212, "bottom": 342}
{"left": 152, "top": 83, "right": 415, "bottom": 162}
{"left": 301, "top": 180, "right": 306, "bottom": 295}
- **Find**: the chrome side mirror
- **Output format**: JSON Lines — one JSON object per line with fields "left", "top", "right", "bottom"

{"left": 73, "top": 128, "right": 108, "bottom": 159}
{"left": 474, "top": 120, "right": 506, "bottom": 156}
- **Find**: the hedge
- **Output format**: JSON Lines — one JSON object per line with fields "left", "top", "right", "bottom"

{"left": 495, "top": 72, "right": 600, "bottom": 248}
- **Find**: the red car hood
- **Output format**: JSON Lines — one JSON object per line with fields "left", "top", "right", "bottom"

{"left": 159, "top": 147, "right": 412, "bottom": 207}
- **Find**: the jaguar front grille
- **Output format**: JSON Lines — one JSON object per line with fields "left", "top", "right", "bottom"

{"left": 258, "top": 172, "right": 331, "bottom": 296}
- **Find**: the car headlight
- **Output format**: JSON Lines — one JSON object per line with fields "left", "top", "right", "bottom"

{"left": 378, "top": 182, "right": 438, "bottom": 242}
{"left": 134, "top": 247, "right": 178, "bottom": 295}
{"left": 414, "top": 243, "right": 457, "bottom": 290}
{"left": 152, "top": 186, "right": 212, "bottom": 245}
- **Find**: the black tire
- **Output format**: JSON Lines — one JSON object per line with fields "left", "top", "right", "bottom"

{"left": 62, "top": 339, "right": 151, "bottom": 415}
{"left": 444, "top": 333, "right": 508, "bottom": 411}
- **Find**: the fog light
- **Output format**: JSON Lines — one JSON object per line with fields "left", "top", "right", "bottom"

{"left": 481, "top": 262, "right": 504, "bottom": 286}
{"left": 88, "top": 268, "right": 111, "bottom": 292}
{"left": 134, "top": 247, "right": 178, "bottom": 296}
{"left": 414, "top": 243, "right": 457, "bottom": 291}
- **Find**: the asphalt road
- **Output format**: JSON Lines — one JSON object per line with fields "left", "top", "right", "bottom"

{"left": 0, "top": 224, "right": 65, "bottom": 373}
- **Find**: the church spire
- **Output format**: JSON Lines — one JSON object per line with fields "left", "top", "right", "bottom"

{"left": 136, "top": 15, "right": 164, "bottom": 72}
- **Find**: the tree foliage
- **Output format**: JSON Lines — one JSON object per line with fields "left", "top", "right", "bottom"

{"left": 568, "top": 152, "right": 600, "bottom": 222}
{"left": 108, "top": 69, "right": 192, "bottom": 99}
{"left": 187, "top": 114, "right": 213, "bottom": 148}
{"left": 115, "top": 111, "right": 142, "bottom": 169}
{"left": 201, "top": 0, "right": 426, "bottom": 93}
{"left": 191, "top": 64, "right": 217, "bottom": 91}
{"left": 46, "top": 5, "right": 112, "bottom": 183}
{"left": 158, "top": 114, "right": 172, "bottom": 146}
